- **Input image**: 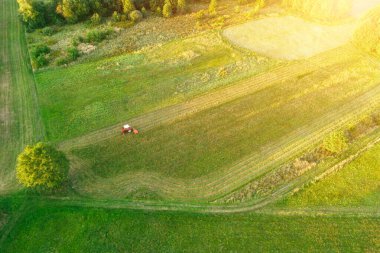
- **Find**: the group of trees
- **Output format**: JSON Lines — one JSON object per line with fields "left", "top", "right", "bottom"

{"left": 281, "top": 0, "right": 352, "bottom": 21}
{"left": 353, "top": 5, "right": 380, "bottom": 57}
{"left": 17, "top": 0, "right": 194, "bottom": 30}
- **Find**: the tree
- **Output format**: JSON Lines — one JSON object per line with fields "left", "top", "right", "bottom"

{"left": 59, "top": 0, "right": 91, "bottom": 23}
{"left": 16, "top": 142, "right": 69, "bottom": 189}
{"left": 17, "top": 0, "right": 47, "bottom": 30}
{"left": 162, "top": 0, "right": 173, "bottom": 18}
{"left": 177, "top": 0, "right": 186, "bottom": 14}
{"left": 208, "top": 0, "right": 217, "bottom": 15}
{"left": 122, "top": 0, "right": 135, "bottom": 14}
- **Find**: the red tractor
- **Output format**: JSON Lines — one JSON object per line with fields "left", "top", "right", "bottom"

{"left": 121, "top": 124, "right": 139, "bottom": 135}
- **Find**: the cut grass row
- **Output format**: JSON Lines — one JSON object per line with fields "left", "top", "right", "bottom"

{"left": 0, "top": 197, "right": 379, "bottom": 253}
{"left": 0, "top": 0, "right": 44, "bottom": 192}
{"left": 69, "top": 53, "right": 380, "bottom": 201}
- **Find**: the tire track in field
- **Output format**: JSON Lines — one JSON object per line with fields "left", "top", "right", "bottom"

{"left": 74, "top": 82, "right": 380, "bottom": 201}
{"left": 58, "top": 45, "right": 361, "bottom": 151}
{"left": 55, "top": 134, "right": 380, "bottom": 216}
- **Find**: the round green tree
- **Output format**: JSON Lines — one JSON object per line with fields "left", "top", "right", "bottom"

{"left": 16, "top": 142, "right": 69, "bottom": 189}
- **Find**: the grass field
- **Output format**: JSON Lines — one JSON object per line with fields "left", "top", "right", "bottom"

{"left": 2, "top": 0, "right": 380, "bottom": 251}
{"left": 280, "top": 139, "right": 380, "bottom": 208}
{"left": 223, "top": 16, "right": 355, "bottom": 60}
{"left": 36, "top": 31, "right": 278, "bottom": 142}
{"left": 0, "top": 0, "right": 44, "bottom": 192}
{"left": 67, "top": 48, "right": 380, "bottom": 201}
{"left": 0, "top": 197, "right": 379, "bottom": 253}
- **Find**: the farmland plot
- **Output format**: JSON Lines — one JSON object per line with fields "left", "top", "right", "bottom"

{"left": 70, "top": 52, "right": 380, "bottom": 201}
{"left": 223, "top": 16, "right": 355, "bottom": 60}
{"left": 36, "top": 31, "right": 278, "bottom": 142}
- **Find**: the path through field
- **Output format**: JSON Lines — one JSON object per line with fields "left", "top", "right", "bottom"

{"left": 0, "top": 0, "right": 44, "bottom": 192}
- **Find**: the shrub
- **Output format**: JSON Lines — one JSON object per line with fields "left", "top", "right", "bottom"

{"left": 85, "top": 29, "right": 112, "bottom": 43}
{"left": 209, "top": 0, "right": 217, "bottom": 16}
{"left": 322, "top": 131, "right": 348, "bottom": 154}
{"left": 67, "top": 47, "right": 80, "bottom": 61}
{"left": 16, "top": 142, "right": 69, "bottom": 190}
{"left": 56, "top": 57, "right": 70, "bottom": 66}
{"left": 112, "top": 11, "right": 121, "bottom": 22}
{"left": 90, "top": 12, "right": 101, "bottom": 25}
{"left": 162, "top": 0, "right": 173, "bottom": 18}
{"left": 41, "top": 26, "right": 56, "bottom": 36}
{"left": 30, "top": 44, "right": 51, "bottom": 68}
{"left": 122, "top": 0, "right": 136, "bottom": 14}
{"left": 129, "top": 10, "right": 143, "bottom": 22}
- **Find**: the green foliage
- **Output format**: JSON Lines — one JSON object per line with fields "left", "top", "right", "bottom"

{"left": 90, "top": 12, "right": 101, "bottom": 24}
{"left": 111, "top": 11, "right": 121, "bottom": 22}
{"left": 67, "top": 47, "right": 80, "bottom": 61}
{"left": 122, "top": 0, "right": 136, "bottom": 14}
{"left": 353, "top": 5, "right": 380, "bottom": 57}
{"left": 129, "top": 10, "right": 143, "bottom": 22}
{"left": 17, "top": 0, "right": 47, "bottom": 30}
{"left": 322, "top": 131, "right": 348, "bottom": 154}
{"left": 209, "top": 0, "right": 217, "bottom": 15}
{"left": 85, "top": 29, "right": 112, "bottom": 43}
{"left": 162, "top": 0, "right": 173, "bottom": 18}
{"left": 41, "top": 26, "right": 56, "bottom": 36}
{"left": 30, "top": 44, "right": 51, "bottom": 68}
{"left": 16, "top": 142, "right": 69, "bottom": 189}
{"left": 177, "top": 0, "right": 186, "bottom": 14}
{"left": 59, "top": 0, "right": 91, "bottom": 23}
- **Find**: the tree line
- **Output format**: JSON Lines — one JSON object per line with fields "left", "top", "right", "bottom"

{"left": 17, "top": 0, "right": 200, "bottom": 30}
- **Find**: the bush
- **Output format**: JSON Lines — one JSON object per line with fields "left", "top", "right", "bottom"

{"left": 67, "top": 47, "right": 80, "bottom": 61}
{"left": 16, "top": 142, "right": 69, "bottom": 190}
{"left": 90, "top": 13, "right": 101, "bottom": 25}
{"left": 322, "top": 131, "right": 348, "bottom": 154}
{"left": 30, "top": 44, "right": 51, "bottom": 68}
{"left": 85, "top": 29, "right": 112, "bottom": 43}
{"left": 162, "top": 0, "right": 173, "bottom": 18}
{"left": 56, "top": 57, "right": 70, "bottom": 66}
{"left": 129, "top": 10, "right": 143, "bottom": 22}
{"left": 41, "top": 26, "right": 56, "bottom": 36}
{"left": 112, "top": 11, "right": 121, "bottom": 22}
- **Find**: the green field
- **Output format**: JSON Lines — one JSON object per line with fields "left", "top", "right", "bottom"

{"left": 280, "top": 139, "right": 380, "bottom": 207}
{"left": 2, "top": 0, "right": 380, "bottom": 251}
{"left": 36, "top": 31, "right": 277, "bottom": 142}
{"left": 0, "top": 0, "right": 44, "bottom": 192}
{"left": 0, "top": 197, "right": 379, "bottom": 253}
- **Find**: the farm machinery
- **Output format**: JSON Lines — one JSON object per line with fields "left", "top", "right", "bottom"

{"left": 121, "top": 124, "right": 139, "bottom": 135}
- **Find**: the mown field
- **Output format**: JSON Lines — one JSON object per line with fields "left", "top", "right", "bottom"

{"left": 0, "top": 197, "right": 379, "bottom": 253}
{"left": 0, "top": 0, "right": 44, "bottom": 192}
{"left": 36, "top": 31, "right": 278, "bottom": 142}
{"left": 2, "top": 0, "right": 380, "bottom": 251}
{"left": 67, "top": 48, "right": 380, "bottom": 201}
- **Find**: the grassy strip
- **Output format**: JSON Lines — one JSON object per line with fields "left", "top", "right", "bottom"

{"left": 0, "top": 198, "right": 379, "bottom": 252}
{"left": 0, "top": 0, "right": 44, "bottom": 192}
